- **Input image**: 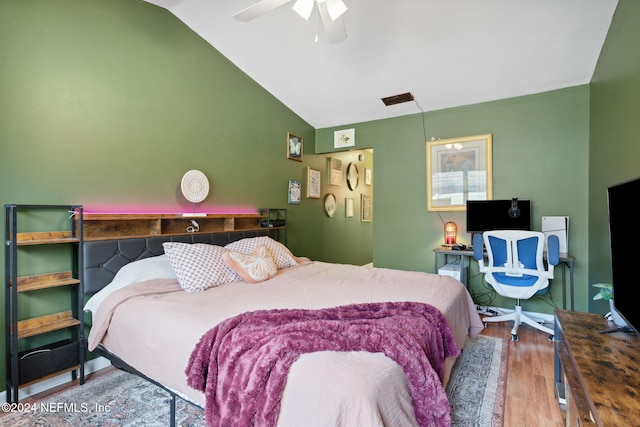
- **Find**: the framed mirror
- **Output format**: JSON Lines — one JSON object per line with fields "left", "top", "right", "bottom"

{"left": 347, "top": 162, "right": 359, "bottom": 191}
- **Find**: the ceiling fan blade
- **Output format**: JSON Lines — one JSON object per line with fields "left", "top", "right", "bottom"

{"left": 292, "top": 0, "right": 314, "bottom": 20}
{"left": 234, "top": 0, "right": 293, "bottom": 22}
{"left": 318, "top": 1, "right": 347, "bottom": 43}
{"left": 324, "top": 0, "right": 348, "bottom": 21}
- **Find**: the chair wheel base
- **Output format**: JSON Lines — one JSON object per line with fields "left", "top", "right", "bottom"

{"left": 548, "top": 334, "right": 554, "bottom": 342}
{"left": 511, "top": 334, "right": 519, "bottom": 342}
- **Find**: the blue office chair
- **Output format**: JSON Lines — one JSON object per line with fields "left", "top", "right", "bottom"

{"left": 473, "top": 230, "right": 560, "bottom": 341}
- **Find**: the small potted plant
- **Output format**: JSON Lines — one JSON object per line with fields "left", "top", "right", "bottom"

{"left": 592, "top": 283, "right": 627, "bottom": 326}
{"left": 592, "top": 283, "right": 612, "bottom": 301}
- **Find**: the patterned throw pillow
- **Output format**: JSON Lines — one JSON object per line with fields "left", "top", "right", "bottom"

{"left": 225, "top": 236, "right": 298, "bottom": 269}
{"left": 222, "top": 244, "right": 277, "bottom": 283}
{"left": 162, "top": 242, "right": 240, "bottom": 292}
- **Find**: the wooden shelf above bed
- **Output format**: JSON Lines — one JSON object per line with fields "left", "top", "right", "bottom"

{"left": 80, "top": 213, "right": 264, "bottom": 241}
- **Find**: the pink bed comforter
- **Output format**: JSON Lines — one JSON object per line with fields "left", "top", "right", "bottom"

{"left": 88, "top": 260, "right": 484, "bottom": 426}
{"left": 186, "top": 301, "right": 460, "bottom": 427}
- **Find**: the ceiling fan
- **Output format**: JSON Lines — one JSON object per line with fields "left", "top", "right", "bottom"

{"left": 234, "top": 0, "right": 349, "bottom": 43}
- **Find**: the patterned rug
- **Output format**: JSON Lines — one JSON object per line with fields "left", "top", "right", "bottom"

{"left": 0, "top": 335, "right": 506, "bottom": 427}
{"left": 446, "top": 335, "right": 508, "bottom": 426}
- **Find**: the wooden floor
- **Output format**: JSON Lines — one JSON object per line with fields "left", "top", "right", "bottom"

{"left": 8, "top": 321, "right": 566, "bottom": 426}
{"left": 480, "top": 319, "right": 565, "bottom": 426}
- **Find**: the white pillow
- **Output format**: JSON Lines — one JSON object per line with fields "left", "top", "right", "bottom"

{"left": 162, "top": 242, "right": 240, "bottom": 292}
{"left": 83, "top": 255, "right": 177, "bottom": 315}
{"left": 225, "top": 236, "right": 298, "bottom": 269}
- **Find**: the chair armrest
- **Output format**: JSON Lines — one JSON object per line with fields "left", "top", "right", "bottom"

{"left": 547, "top": 235, "right": 560, "bottom": 266}
{"left": 472, "top": 233, "right": 484, "bottom": 260}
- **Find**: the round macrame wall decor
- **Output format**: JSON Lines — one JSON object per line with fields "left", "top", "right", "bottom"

{"left": 181, "top": 170, "right": 210, "bottom": 203}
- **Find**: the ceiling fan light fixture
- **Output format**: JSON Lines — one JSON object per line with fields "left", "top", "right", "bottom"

{"left": 292, "top": 0, "right": 314, "bottom": 20}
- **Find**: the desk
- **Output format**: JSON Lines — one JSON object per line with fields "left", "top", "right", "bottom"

{"left": 433, "top": 247, "right": 576, "bottom": 310}
{"left": 554, "top": 310, "right": 640, "bottom": 426}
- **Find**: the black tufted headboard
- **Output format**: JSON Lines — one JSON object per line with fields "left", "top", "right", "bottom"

{"left": 82, "top": 229, "right": 270, "bottom": 296}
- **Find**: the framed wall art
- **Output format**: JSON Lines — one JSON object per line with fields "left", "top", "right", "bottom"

{"left": 364, "top": 167, "right": 372, "bottom": 186}
{"left": 426, "top": 134, "right": 493, "bottom": 212}
{"left": 361, "top": 194, "right": 372, "bottom": 222}
{"left": 345, "top": 198, "right": 354, "bottom": 217}
{"left": 334, "top": 128, "right": 355, "bottom": 149}
{"left": 287, "top": 132, "right": 303, "bottom": 161}
{"left": 327, "top": 157, "right": 342, "bottom": 186}
{"left": 324, "top": 193, "right": 337, "bottom": 217}
{"left": 288, "top": 179, "right": 301, "bottom": 204}
{"left": 306, "top": 167, "right": 321, "bottom": 199}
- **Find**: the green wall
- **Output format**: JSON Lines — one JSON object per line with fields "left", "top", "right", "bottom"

{"left": 0, "top": 0, "right": 373, "bottom": 393}
{"left": 318, "top": 86, "right": 591, "bottom": 315}
{"left": 589, "top": 0, "right": 640, "bottom": 312}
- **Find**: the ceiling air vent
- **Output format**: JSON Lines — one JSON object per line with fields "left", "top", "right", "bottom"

{"left": 381, "top": 92, "right": 415, "bottom": 106}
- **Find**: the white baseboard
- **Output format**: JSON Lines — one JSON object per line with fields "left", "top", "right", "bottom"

{"left": 0, "top": 357, "right": 111, "bottom": 403}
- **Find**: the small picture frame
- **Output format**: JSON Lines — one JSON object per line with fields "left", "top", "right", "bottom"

{"left": 288, "top": 180, "right": 302, "bottom": 204}
{"left": 361, "top": 194, "right": 372, "bottom": 222}
{"left": 345, "top": 198, "right": 354, "bottom": 217}
{"left": 334, "top": 128, "right": 355, "bottom": 148}
{"left": 287, "top": 132, "right": 303, "bottom": 161}
{"left": 327, "top": 157, "right": 342, "bottom": 186}
{"left": 307, "top": 167, "right": 321, "bottom": 199}
{"left": 324, "top": 193, "right": 337, "bottom": 217}
{"left": 365, "top": 168, "right": 372, "bottom": 186}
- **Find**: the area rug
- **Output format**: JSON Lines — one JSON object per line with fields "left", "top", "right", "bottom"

{"left": 0, "top": 335, "right": 506, "bottom": 427}
{"left": 446, "top": 335, "right": 508, "bottom": 426}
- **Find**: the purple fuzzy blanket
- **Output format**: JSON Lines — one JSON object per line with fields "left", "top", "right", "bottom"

{"left": 185, "top": 301, "right": 460, "bottom": 427}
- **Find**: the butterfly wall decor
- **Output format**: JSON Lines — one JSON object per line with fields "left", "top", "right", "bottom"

{"left": 287, "top": 132, "right": 303, "bottom": 161}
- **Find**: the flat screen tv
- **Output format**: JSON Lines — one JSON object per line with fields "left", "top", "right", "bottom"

{"left": 607, "top": 177, "right": 640, "bottom": 333}
{"left": 466, "top": 199, "right": 531, "bottom": 234}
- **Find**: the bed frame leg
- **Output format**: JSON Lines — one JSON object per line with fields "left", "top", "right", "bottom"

{"left": 170, "top": 394, "right": 176, "bottom": 427}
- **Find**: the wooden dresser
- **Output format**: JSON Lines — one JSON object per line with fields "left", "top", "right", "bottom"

{"left": 554, "top": 309, "right": 640, "bottom": 426}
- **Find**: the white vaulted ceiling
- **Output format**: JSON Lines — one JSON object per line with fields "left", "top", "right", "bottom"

{"left": 144, "top": 0, "right": 618, "bottom": 129}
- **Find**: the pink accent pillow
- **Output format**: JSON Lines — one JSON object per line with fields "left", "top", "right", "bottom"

{"left": 225, "top": 236, "right": 297, "bottom": 269}
{"left": 223, "top": 245, "right": 277, "bottom": 283}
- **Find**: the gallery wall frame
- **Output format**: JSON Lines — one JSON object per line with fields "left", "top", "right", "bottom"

{"left": 334, "top": 128, "right": 355, "bottom": 149}
{"left": 426, "top": 134, "right": 493, "bottom": 211}
{"left": 361, "top": 194, "right": 372, "bottom": 222}
{"left": 345, "top": 198, "right": 354, "bottom": 217}
{"left": 288, "top": 179, "right": 301, "bottom": 204}
{"left": 327, "top": 157, "right": 342, "bottom": 186}
{"left": 287, "top": 132, "right": 303, "bottom": 161}
{"left": 346, "top": 162, "right": 359, "bottom": 191}
{"left": 306, "top": 167, "right": 321, "bottom": 199}
{"left": 324, "top": 193, "right": 337, "bottom": 217}
{"left": 364, "top": 168, "right": 372, "bottom": 186}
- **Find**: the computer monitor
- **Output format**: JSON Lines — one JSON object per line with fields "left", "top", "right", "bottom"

{"left": 466, "top": 199, "right": 531, "bottom": 234}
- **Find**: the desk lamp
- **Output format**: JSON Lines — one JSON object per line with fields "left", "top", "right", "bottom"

{"left": 444, "top": 221, "right": 457, "bottom": 246}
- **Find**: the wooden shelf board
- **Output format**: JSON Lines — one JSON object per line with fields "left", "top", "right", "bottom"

{"left": 83, "top": 213, "right": 262, "bottom": 220}
{"left": 13, "top": 231, "right": 78, "bottom": 246}
{"left": 15, "top": 311, "right": 80, "bottom": 339}
{"left": 16, "top": 271, "right": 80, "bottom": 292}
{"left": 80, "top": 213, "right": 266, "bottom": 241}
{"left": 19, "top": 365, "right": 81, "bottom": 387}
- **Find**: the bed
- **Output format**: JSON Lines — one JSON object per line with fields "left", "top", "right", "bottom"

{"left": 82, "top": 230, "right": 483, "bottom": 427}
